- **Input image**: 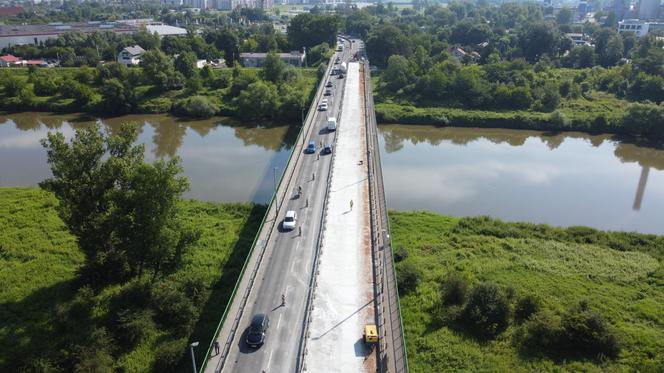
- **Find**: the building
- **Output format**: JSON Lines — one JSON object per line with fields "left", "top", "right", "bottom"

{"left": 0, "top": 22, "right": 138, "bottom": 49}
{"left": 0, "top": 6, "right": 23, "bottom": 16}
{"left": 638, "top": 0, "right": 660, "bottom": 20}
{"left": 145, "top": 24, "right": 188, "bottom": 37}
{"left": 566, "top": 33, "right": 594, "bottom": 46}
{"left": 617, "top": 18, "right": 664, "bottom": 37}
{"left": 613, "top": 0, "right": 631, "bottom": 20}
{"left": 117, "top": 45, "right": 146, "bottom": 66}
{"left": 239, "top": 51, "right": 306, "bottom": 67}
{"left": 449, "top": 47, "right": 480, "bottom": 62}
{"left": 0, "top": 54, "right": 21, "bottom": 67}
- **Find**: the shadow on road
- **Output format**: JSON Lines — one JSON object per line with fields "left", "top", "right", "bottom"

{"left": 311, "top": 300, "right": 372, "bottom": 341}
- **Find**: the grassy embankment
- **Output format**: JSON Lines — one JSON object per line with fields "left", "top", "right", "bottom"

{"left": 0, "top": 67, "right": 318, "bottom": 118}
{"left": 0, "top": 187, "right": 266, "bottom": 371}
{"left": 390, "top": 211, "right": 664, "bottom": 373}
{"left": 373, "top": 69, "right": 635, "bottom": 135}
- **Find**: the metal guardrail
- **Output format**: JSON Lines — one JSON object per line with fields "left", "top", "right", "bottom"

{"left": 296, "top": 36, "right": 350, "bottom": 372}
{"left": 199, "top": 51, "right": 339, "bottom": 373}
{"left": 361, "top": 55, "right": 409, "bottom": 373}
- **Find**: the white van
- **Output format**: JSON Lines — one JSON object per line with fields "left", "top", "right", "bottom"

{"left": 327, "top": 117, "right": 337, "bottom": 132}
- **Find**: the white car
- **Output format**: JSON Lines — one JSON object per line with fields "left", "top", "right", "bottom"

{"left": 283, "top": 210, "right": 297, "bottom": 230}
{"left": 319, "top": 103, "right": 328, "bottom": 111}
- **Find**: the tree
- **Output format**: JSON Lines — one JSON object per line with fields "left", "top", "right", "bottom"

{"left": 141, "top": 49, "right": 177, "bottom": 91}
{"left": 602, "top": 34, "right": 624, "bottom": 67}
{"left": 40, "top": 123, "right": 196, "bottom": 286}
{"left": 288, "top": 14, "right": 342, "bottom": 50}
{"left": 383, "top": 55, "right": 415, "bottom": 94}
{"left": 99, "top": 78, "right": 134, "bottom": 114}
{"left": 366, "top": 24, "right": 411, "bottom": 67}
{"left": 461, "top": 282, "right": 510, "bottom": 338}
{"left": 261, "top": 51, "right": 285, "bottom": 84}
{"left": 174, "top": 51, "right": 197, "bottom": 79}
{"left": 235, "top": 81, "right": 278, "bottom": 119}
{"left": 206, "top": 28, "right": 240, "bottom": 66}
{"left": 518, "top": 23, "right": 559, "bottom": 62}
{"left": 555, "top": 8, "right": 573, "bottom": 25}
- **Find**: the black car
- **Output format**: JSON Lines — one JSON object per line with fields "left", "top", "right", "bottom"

{"left": 322, "top": 144, "right": 333, "bottom": 155}
{"left": 325, "top": 81, "right": 333, "bottom": 88}
{"left": 246, "top": 313, "right": 269, "bottom": 348}
{"left": 338, "top": 74, "right": 345, "bottom": 79}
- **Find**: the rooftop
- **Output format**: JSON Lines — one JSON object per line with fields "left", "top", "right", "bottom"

{"left": 0, "top": 22, "right": 138, "bottom": 37}
{"left": 145, "top": 24, "right": 187, "bottom": 37}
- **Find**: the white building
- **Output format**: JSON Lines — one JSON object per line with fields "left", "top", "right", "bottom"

{"left": 618, "top": 19, "right": 650, "bottom": 37}
{"left": 145, "top": 24, "right": 188, "bottom": 37}
{"left": 117, "top": 45, "right": 146, "bottom": 66}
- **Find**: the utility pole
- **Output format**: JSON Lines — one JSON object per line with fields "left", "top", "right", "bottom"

{"left": 273, "top": 166, "right": 279, "bottom": 210}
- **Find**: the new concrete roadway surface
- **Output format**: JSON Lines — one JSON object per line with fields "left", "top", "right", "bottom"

{"left": 303, "top": 60, "right": 377, "bottom": 372}
{"left": 203, "top": 39, "right": 358, "bottom": 373}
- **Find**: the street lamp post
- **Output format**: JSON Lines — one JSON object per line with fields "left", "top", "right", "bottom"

{"left": 273, "top": 166, "right": 279, "bottom": 210}
{"left": 189, "top": 341, "right": 199, "bottom": 373}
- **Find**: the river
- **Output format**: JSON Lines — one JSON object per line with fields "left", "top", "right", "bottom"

{"left": 0, "top": 112, "right": 294, "bottom": 204}
{"left": 378, "top": 125, "right": 664, "bottom": 235}
{"left": 2, "top": 114, "right": 663, "bottom": 234}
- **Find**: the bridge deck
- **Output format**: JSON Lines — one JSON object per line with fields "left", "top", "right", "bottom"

{"left": 303, "top": 62, "right": 376, "bottom": 372}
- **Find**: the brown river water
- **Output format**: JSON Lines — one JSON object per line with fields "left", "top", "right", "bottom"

{"left": 1, "top": 113, "right": 663, "bottom": 234}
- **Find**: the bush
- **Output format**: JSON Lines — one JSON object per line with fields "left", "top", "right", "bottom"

{"left": 514, "top": 294, "right": 541, "bottom": 323}
{"left": 461, "top": 282, "right": 510, "bottom": 338}
{"left": 561, "top": 301, "right": 621, "bottom": 358}
{"left": 116, "top": 308, "right": 157, "bottom": 347}
{"left": 396, "top": 261, "right": 422, "bottom": 294}
{"left": 440, "top": 271, "right": 469, "bottom": 305}
{"left": 393, "top": 246, "right": 409, "bottom": 262}
{"left": 154, "top": 337, "right": 188, "bottom": 372}
{"left": 518, "top": 301, "right": 621, "bottom": 359}
{"left": 172, "top": 95, "right": 219, "bottom": 118}
{"left": 150, "top": 280, "right": 198, "bottom": 337}
{"left": 137, "top": 97, "right": 173, "bottom": 114}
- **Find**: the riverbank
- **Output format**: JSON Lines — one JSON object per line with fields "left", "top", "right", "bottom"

{"left": 390, "top": 210, "right": 664, "bottom": 372}
{"left": 375, "top": 98, "right": 664, "bottom": 143}
{"left": 0, "top": 66, "right": 318, "bottom": 121}
{"left": 0, "top": 188, "right": 266, "bottom": 372}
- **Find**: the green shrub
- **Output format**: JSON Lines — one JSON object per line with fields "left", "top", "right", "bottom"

{"left": 517, "top": 310, "right": 563, "bottom": 354}
{"left": 393, "top": 246, "right": 409, "bottom": 262}
{"left": 116, "top": 309, "right": 156, "bottom": 347}
{"left": 150, "top": 280, "right": 197, "bottom": 337}
{"left": 396, "top": 261, "right": 422, "bottom": 294}
{"left": 514, "top": 294, "right": 541, "bottom": 323}
{"left": 440, "top": 271, "right": 469, "bottom": 306}
{"left": 153, "top": 337, "right": 187, "bottom": 372}
{"left": 137, "top": 97, "right": 173, "bottom": 114}
{"left": 561, "top": 300, "right": 621, "bottom": 358}
{"left": 172, "top": 95, "right": 219, "bottom": 118}
{"left": 461, "top": 282, "right": 510, "bottom": 338}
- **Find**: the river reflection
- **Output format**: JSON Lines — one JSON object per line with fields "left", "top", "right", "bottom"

{"left": 379, "top": 125, "right": 664, "bottom": 234}
{"left": 0, "top": 112, "right": 294, "bottom": 203}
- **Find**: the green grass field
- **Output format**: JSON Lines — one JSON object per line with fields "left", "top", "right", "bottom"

{"left": 389, "top": 211, "right": 664, "bottom": 373}
{"left": 0, "top": 188, "right": 266, "bottom": 371}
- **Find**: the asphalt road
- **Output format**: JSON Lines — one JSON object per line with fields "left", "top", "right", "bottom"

{"left": 221, "top": 39, "right": 361, "bottom": 373}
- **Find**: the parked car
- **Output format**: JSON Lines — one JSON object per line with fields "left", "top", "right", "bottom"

{"left": 322, "top": 144, "right": 333, "bottom": 154}
{"left": 305, "top": 141, "right": 317, "bottom": 154}
{"left": 283, "top": 210, "right": 297, "bottom": 230}
{"left": 246, "top": 313, "right": 269, "bottom": 348}
{"left": 326, "top": 81, "right": 333, "bottom": 87}
{"left": 324, "top": 88, "right": 333, "bottom": 96}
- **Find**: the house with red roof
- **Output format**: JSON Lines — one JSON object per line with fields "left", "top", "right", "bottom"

{"left": 0, "top": 6, "right": 23, "bottom": 17}
{"left": 0, "top": 54, "right": 21, "bottom": 67}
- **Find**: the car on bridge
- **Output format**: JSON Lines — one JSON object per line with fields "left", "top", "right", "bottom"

{"left": 246, "top": 313, "right": 269, "bottom": 348}
{"left": 283, "top": 210, "right": 297, "bottom": 230}
{"left": 305, "top": 141, "right": 317, "bottom": 154}
{"left": 326, "top": 81, "right": 333, "bottom": 87}
{"left": 322, "top": 144, "right": 333, "bottom": 155}
{"left": 319, "top": 102, "right": 328, "bottom": 111}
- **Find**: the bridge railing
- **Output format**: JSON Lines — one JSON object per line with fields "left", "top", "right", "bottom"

{"left": 361, "top": 58, "right": 409, "bottom": 373}
{"left": 199, "top": 51, "right": 338, "bottom": 373}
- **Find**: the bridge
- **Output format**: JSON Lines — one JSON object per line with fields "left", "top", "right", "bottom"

{"left": 200, "top": 36, "right": 408, "bottom": 373}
